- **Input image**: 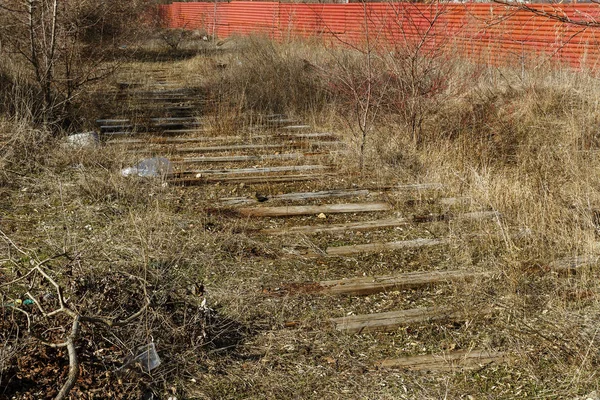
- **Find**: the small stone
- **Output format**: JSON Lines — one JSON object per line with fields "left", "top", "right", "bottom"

{"left": 317, "top": 213, "right": 326, "bottom": 219}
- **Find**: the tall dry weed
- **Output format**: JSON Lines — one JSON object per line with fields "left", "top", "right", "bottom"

{"left": 211, "top": 36, "right": 330, "bottom": 116}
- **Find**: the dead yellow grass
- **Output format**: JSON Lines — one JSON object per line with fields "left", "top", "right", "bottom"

{"left": 3, "top": 35, "right": 600, "bottom": 399}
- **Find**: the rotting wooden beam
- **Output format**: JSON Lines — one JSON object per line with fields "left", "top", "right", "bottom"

{"left": 137, "top": 132, "right": 341, "bottom": 142}
{"left": 175, "top": 164, "right": 328, "bottom": 176}
{"left": 221, "top": 188, "right": 370, "bottom": 206}
{"left": 162, "top": 128, "right": 208, "bottom": 135}
{"left": 308, "top": 141, "right": 346, "bottom": 148}
{"left": 108, "top": 136, "right": 243, "bottom": 145}
{"left": 169, "top": 173, "right": 328, "bottom": 186}
{"left": 318, "top": 270, "right": 489, "bottom": 296}
{"left": 174, "top": 152, "right": 327, "bottom": 164}
{"left": 100, "top": 125, "right": 133, "bottom": 131}
{"left": 261, "top": 211, "right": 499, "bottom": 235}
{"left": 112, "top": 90, "right": 194, "bottom": 96}
{"left": 219, "top": 184, "right": 443, "bottom": 206}
{"left": 131, "top": 97, "right": 202, "bottom": 102}
{"left": 278, "top": 132, "right": 339, "bottom": 139}
{"left": 170, "top": 143, "right": 300, "bottom": 153}
{"left": 153, "top": 121, "right": 203, "bottom": 128}
{"left": 238, "top": 202, "right": 392, "bottom": 217}
{"left": 149, "top": 117, "right": 200, "bottom": 122}
{"left": 376, "top": 349, "right": 509, "bottom": 371}
{"left": 164, "top": 141, "right": 345, "bottom": 154}
{"left": 165, "top": 105, "right": 195, "bottom": 109}
{"left": 331, "top": 305, "right": 490, "bottom": 333}
{"left": 264, "top": 217, "right": 408, "bottom": 235}
{"left": 324, "top": 238, "right": 447, "bottom": 257}
{"left": 96, "top": 119, "right": 130, "bottom": 124}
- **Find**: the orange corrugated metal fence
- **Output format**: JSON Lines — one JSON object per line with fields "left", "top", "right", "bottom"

{"left": 158, "top": 2, "right": 600, "bottom": 68}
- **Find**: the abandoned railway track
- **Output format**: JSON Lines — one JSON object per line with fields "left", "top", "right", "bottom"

{"left": 92, "top": 62, "right": 595, "bottom": 384}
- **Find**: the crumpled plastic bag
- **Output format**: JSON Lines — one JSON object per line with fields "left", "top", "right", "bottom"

{"left": 121, "top": 157, "right": 173, "bottom": 178}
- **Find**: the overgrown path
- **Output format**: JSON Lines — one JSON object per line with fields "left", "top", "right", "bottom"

{"left": 91, "top": 60, "right": 596, "bottom": 396}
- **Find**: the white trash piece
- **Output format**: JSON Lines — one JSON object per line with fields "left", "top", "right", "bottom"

{"left": 64, "top": 132, "right": 99, "bottom": 148}
{"left": 121, "top": 157, "right": 173, "bottom": 178}
{"left": 134, "top": 342, "right": 161, "bottom": 372}
{"left": 118, "top": 342, "right": 162, "bottom": 372}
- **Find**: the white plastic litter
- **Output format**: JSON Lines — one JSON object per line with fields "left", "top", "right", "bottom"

{"left": 119, "top": 343, "right": 161, "bottom": 372}
{"left": 121, "top": 157, "right": 173, "bottom": 178}
{"left": 135, "top": 343, "right": 161, "bottom": 372}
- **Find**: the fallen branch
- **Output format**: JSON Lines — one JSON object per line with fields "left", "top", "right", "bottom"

{"left": 1, "top": 231, "right": 149, "bottom": 400}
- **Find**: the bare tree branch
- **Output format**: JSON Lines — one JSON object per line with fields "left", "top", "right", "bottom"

{"left": 55, "top": 316, "right": 80, "bottom": 400}
{"left": 1, "top": 232, "right": 149, "bottom": 399}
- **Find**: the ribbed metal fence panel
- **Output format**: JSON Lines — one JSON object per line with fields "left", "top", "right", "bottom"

{"left": 159, "top": 2, "right": 600, "bottom": 68}
{"left": 222, "top": 2, "right": 279, "bottom": 37}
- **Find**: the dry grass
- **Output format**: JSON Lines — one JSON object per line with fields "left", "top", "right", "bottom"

{"left": 3, "top": 35, "right": 600, "bottom": 399}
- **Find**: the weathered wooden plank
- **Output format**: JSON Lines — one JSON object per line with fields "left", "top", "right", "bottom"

{"left": 331, "top": 306, "right": 483, "bottom": 333}
{"left": 114, "top": 90, "right": 193, "bottom": 96}
{"left": 108, "top": 136, "right": 243, "bottom": 145}
{"left": 177, "top": 164, "right": 328, "bottom": 176}
{"left": 238, "top": 202, "right": 392, "bottom": 217}
{"left": 165, "top": 106, "right": 194, "bottom": 111}
{"left": 319, "top": 270, "right": 489, "bottom": 296}
{"left": 324, "top": 238, "right": 447, "bottom": 257}
{"left": 221, "top": 188, "right": 370, "bottom": 206}
{"left": 169, "top": 174, "right": 327, "bottom": 186}
{"left": 262, "top": 211, "right": 499, "bottom": 236}
{"left": 229, "top": 188, "right": 369, "bottom": 203}
{"left": 163, "top": 128, "right": 208, "bottom": 135}
{"left": 123, "top": 95, "right": 186, "bottom": 99}
{"left": 549, "top": 255, "right": 600, "bottom": 272}
{"left": 167, "top": 132, "right": 339, "bottom": 141}
{"left": 153, "top": 122, "right": 203, "bottom": 130}
{"left": 175, "top": 152, "right": 325, "bottom": 164}
{"left": 150, "top": 117, "right": 200, "bottom": 122}
{"left": 96, "top": 118, "right": 130, "bottom": 124}
{"left": 219, "top": 184, "right": 444, "bottom": 206}
{"left": 171, "top": 144, "right": 297, "bottom": 153}
{"left": 132, "top": 97, "right": 200, "bottom": 102}
{"left": 100, "top": 125, "right": 134, "bottom": 131}
{"left": 264, "top": 217, "right": 408, "bottom": 235}
{"left": 279, "top": 132, "right": 339, "bottom": 139}
{"left": 144, "top": 93, "right": 192, "bottom": 97}
{"left": 377, "top": 350, "right": 509, "bottom": 371}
